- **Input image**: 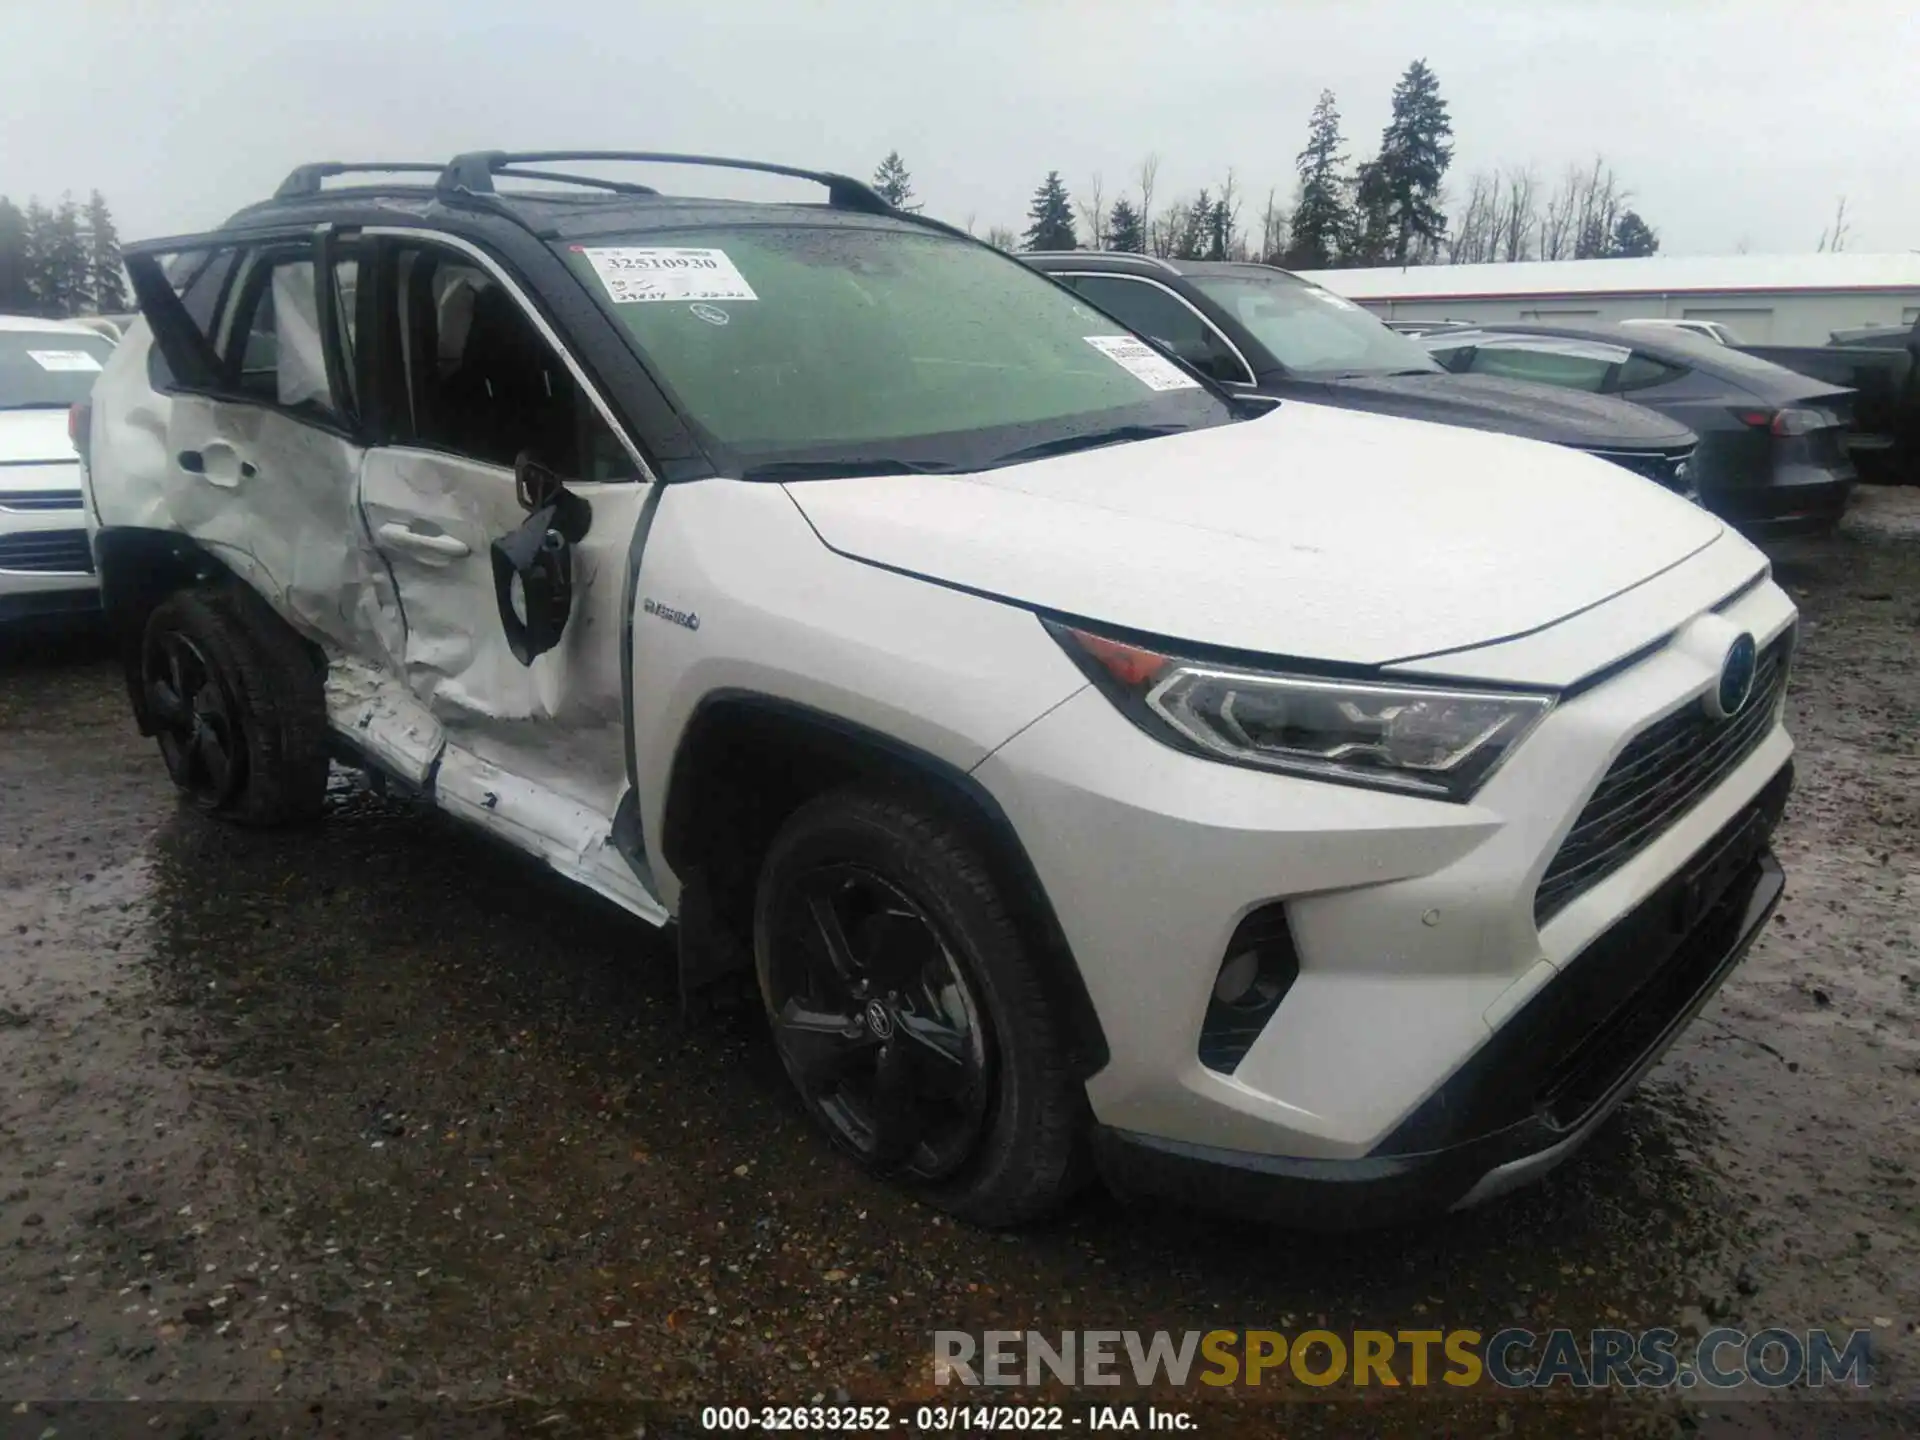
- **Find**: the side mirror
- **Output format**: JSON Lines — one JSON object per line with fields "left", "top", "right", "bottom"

{"left": 490, "top": 452, "right": 592, "bottom": 666}
{"left": 513, "top": 450, "right": 590, "bottom": 540}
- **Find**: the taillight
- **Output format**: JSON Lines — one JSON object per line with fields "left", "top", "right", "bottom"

{"left": 68, "top": 401, "right": 92, "bottom": 461}
{"left": 1736, "top": 407, "right": 1829, "bottom": 437}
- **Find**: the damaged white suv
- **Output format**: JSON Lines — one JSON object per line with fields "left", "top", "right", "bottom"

{"left": 82, "top": 152, "right": 1797, "bottom": 1228}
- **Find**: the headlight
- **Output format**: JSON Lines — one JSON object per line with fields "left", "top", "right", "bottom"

{"left": 1048, "top": 622, "right": 1554, "bottom": 802}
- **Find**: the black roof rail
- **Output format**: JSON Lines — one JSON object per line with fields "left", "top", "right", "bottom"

{"left": 274, "top": 162, "right": 445, "bottom": 199}
{"left": 492, "top": 167, "right": 659, "bottom": 196}
{"left": 436, "top": 150, "right": 894, "bottom": 214}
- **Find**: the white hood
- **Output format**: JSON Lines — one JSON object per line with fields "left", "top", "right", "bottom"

{"left": 783, "top": 402, "right": 1724, "bottom": 667}
{"left": 0, "top": 409, "right": 80, "bottom": 487}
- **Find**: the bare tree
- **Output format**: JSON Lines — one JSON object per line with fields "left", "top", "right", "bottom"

{"left": 1077, "top": 172, "right": 1108, "bottom": 252}
{"left": 1148, "top": 196, "right": 1184, "bottom": 258}
{"left": 985, "top": 225, "right": 1020, "bottom": 253}
{"left": 1817, "top": 196, "right": 1851, "bottom": 253}
{"left": 1214, "top": 169, "right": 1244, "bottom": 261}
{"left": 1539, "top": 164, "right": 1578, "bottom": 261}
{"left": 1136, "top": 153, "right": 1160, "bottom": 250}
{"left": 1499, "top": 167, "right": 1538, "bottom": 261}
{"left": 1536, "top": 157, "right": 1631, "bottom": 260}
{"left": 1257, "top": 187, "right": 1286, "bottom": 264}
{"left": 1446, "top": 171, "right": 1499, "bottom": 263}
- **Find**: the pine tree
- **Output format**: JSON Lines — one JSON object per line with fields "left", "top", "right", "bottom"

{"left": 1285, "top": 89, "right": 1351, "bottom": 269}
{"left": 21, "top": 199, "right": 55, "bottom": 316}
{"left": 1167, "top": 189, "right": 1213, "bottom": 260}
{"left": 1609, "top": 210, "right": 1659, "bottom": 258}
{"left": 1021, "top": 172, "right": 1077, "bottom": 251}
{"left": 1105, "top": 196, "right": 1144, "bottom": 253}
{"left": 1353, "top": 59, "right": 1455, "bottom": 265}
{"left": 84, "top": 190, "right": 128, "bottom": 312}
{"left": 1346, "top": 159, "right": 1393, "bottom": 265}
{"left": 871, "top": 151, "right": 919, "bottom": 212}
{"left": 43, "top": 195, "right": 93, "bottom": 316}
{"left": 0, "top": 197, "right": 30, "bottom": 313}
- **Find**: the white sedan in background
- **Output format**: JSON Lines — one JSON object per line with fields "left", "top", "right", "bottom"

{"left": 1, "top": 315, "right": 113, "bottom": 623}
{"left": 1621, "top": 317, "right": 1740, "bottom": 346}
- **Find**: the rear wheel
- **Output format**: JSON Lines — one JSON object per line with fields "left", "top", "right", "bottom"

{"left": 753, "top": 788, "right": 1086, "bottom": 1226}
{"left": 140, "top": 589, "right": 329, "bottom": 826}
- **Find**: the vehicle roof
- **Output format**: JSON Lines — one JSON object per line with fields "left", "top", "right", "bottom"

{"left": 1295, "top": 251, "right": 1920, "bottom": 302}
{"left": 1024, "top": 252, "right": 1313, "bottom": 284}
{"left": 0, "top": 313, "right": 109, "bottom": 334}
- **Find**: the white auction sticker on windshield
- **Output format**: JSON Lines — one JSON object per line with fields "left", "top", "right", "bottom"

{"left": 1084, "top": 335, "right": 1201, "bottom": 391}
{"left": 27, "top": 349, "right": 103, "bottom": 373}
{"left": 580, "top": 247, "right": 758, "bottom": 304}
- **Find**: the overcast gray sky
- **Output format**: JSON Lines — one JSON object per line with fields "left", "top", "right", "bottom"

{"left": 5, "top": 0, "right": 1917, "bottom": 257}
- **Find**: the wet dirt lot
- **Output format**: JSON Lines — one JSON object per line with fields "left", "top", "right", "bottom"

{"left": 1, "top": 490, "right": 1916, "bottom": 1439}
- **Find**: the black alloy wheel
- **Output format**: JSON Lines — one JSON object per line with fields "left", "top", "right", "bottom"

{"left": 143, "top": 626, "right": 246, "bottom": 810}
{"left": 761, "top": 862, "right": 993, "bottom": 1180}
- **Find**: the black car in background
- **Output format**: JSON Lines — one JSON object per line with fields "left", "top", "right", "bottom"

{"left": 1747, "top": 318, "right": 1917, "bottom": 487}
{"left": 1021, "top": 254, "right": 1701, "bottom": 498}
{"left": 1414, "top": 322, "right": 1860, "bottom": 537}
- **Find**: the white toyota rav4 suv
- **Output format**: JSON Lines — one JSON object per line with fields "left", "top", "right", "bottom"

{"left": 82, "top": 153, "right": 1795, "bottom": 1228}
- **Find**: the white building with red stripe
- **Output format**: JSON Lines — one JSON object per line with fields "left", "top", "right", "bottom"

{"left": 1298, "top": 253, "right": 1920, "bottom": 345}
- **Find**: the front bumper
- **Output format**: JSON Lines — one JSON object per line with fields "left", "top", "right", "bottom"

{"left": 974, "top": 565, "right": 1797, "bottom": 1219}
{"left": 1, "top": 491, "right": 98, "bottom": 621}
{"left": 1090, "top": 767, "right": 1788, "bottom": 1228}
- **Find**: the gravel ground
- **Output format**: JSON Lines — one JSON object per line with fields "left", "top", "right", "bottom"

{"left": 1, "top": 489, "right": 1915, "bottom": 1438}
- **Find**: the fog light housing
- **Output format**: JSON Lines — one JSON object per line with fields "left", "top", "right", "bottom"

{"left": 1199, "top": 905, "right": 1300, "bottom": 1074}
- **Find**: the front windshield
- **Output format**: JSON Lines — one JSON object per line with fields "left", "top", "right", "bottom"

{"left": 558, "top": 224, "right": 1232, "bottom": 474}
{"left": 1185, "top": 272, "right": 1442, "bottom": 378}
{"left": 0, "top": 329, "right": 114, "bottom": 409}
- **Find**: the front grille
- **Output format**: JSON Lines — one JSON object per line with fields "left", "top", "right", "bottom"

{"left": 1587, "top": 446, "right": 1697, "bottom": 495}
{"left": 0, "top": 489, "right": 84, "bottom": 513}
{"left": 0, "top": 528, "right": 94, "bottom": 574}
{"left": 1535, "top": 633, "right": 1791, "bottom": 924}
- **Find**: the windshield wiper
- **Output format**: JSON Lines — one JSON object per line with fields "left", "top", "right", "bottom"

{"left": 740, "top": 457, "right": 960, "bottom": 481}
{"left": 0, "top": 401, "right": 76, "bottom": 412}
{"left": 986, "top": 423, "right": 1189, "bottom": 469}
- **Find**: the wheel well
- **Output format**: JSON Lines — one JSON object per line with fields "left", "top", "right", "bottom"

{"left": 93, "top": 527, "right": 323, "bottom": 734}
{"left": 660, "top": 695, "right": 1110, "bottom": 1077}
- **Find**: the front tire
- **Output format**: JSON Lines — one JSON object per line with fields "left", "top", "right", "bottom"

{"left": 140, "top": 588, "right": 329, "bottom": 826}
{"left": 753, "top": 788, "right": 1087, "bottom": 1226}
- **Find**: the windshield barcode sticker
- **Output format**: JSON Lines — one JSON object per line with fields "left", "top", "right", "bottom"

{"left": 580, "top": 247, "right": 759, "bottom": 304}
{"left": 27, "top": 349, "right": 103, "bottom": 373}
{"left": 1083, "top": 335, "right": 1201, "bottom": 391}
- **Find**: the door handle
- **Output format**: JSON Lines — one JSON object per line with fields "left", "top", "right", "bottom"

{"left": 377, "top": 522, "right": 470, "bottom": 558}
{"left": 177, "top": 448, "right": 256, "bottom": 484}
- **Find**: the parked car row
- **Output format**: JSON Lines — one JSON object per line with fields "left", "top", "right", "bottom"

{"left": 1023, "top": 253, "right": 1702, "bottom": 498}
{"left": 66, "top": 150, "right": 1800, "bottom": 1230}
{"left": 1411, "top": 321, "right": 1861, "bottom": 536}
{"left": 1022, "top": 252, "right": 1866, "bottom": 537}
